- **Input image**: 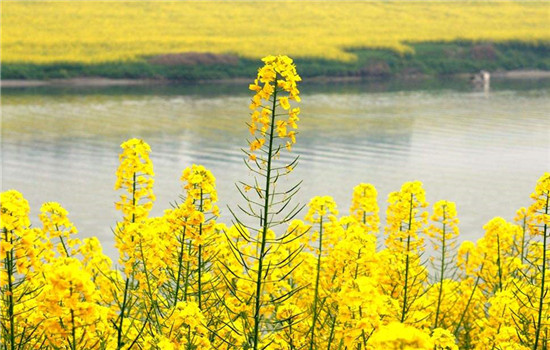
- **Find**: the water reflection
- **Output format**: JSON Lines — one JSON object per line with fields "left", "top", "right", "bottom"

{"left": 2, "top": 80, "right": 549, "bottom": 258}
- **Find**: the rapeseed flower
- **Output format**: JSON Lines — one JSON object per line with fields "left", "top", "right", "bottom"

{"left": 114, "top": 138, "right": 155, "bottom": 223}
{"left": 369, "top": 322, "right": 433, "bottom": 349}
{"left": 248, "top": 55, "right": 301, "bottom": 157}
{"left": 350, "top": 183, "right": 380, "bottom": 233}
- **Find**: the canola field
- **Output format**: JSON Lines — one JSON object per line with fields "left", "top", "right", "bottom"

{"left": 2, "top": 1, "right": 550, "bottom": 64}
{"left": 2, "top": 55, "right": 550, "bottom": 349}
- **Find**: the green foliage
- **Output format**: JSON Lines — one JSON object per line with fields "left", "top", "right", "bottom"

{"left": 2, "top": 41, "right": 549, "bottom": 81}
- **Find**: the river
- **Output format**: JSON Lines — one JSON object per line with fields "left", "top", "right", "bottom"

{"left": 2, "top": 78, "right": 549, "bottom": 258}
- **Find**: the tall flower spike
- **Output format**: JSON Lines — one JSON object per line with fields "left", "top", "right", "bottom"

{"left": 527, "top": 172, "right": 550, "bottom": 350}
{"left": 528, "top": 172, "right": 550, "bottom": 235}
{"left": 113, "top": 138, "right": 155, "bottom": 349}
{"left": 115, "top": 138, "right": 155, "bottom": 223}
{"left": 350, "top": 183, "right": 380, "bottom": 233}
{"left": 181, "top": 164, "right": 219, "bottom": 216}
{"left": 384, "top": 181, "right": 429, "bottom": 323}
{"left": 39, "top": 202, "right": 80, "bottom": 258}
{"left": 1, "top": 190, "right": 31, "bottom": 235}
{"left": 180, "top": 164, "right": 219, "bottom": 310}
{"left": 1, "top": 190, "right": 40, "bottom": 350}
{"left": 304, "top": 195, "right": 338, "bottom": 350}
{"left": 385, "top": 181, "right": 429, "bottom": 254}
{"left": 223, "top": 55, "right": 304, "bottom": 350}
{"left": 427, "top": 200, "right": 459, "bottom": 329}
{"left": 0, "top": 190, "right": 43, "bottom": 276}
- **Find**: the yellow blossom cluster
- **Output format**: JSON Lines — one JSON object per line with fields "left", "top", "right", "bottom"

{"left": 1, "top": 192, "right": 117, "bottom": 349}
{"left": 114, "top": 138, "right": 155, "bottom": 223}
{"left": 385, "top": 181, "right": 429, "bottom": 254}
{"left": 428, "top": 200, "right": 460, "bottom": 240}
{"left": 304, "top": 195, "right": 339, "bottom": 224}
{"left": 528, "top": 172, "right": 550, "bottom": 234}
{"left": 181, "top": 164, "right": 219, "bottom": 216}
{"left": 350, "top": 183, "right": 380, "bottom": 233}
{"left": 2, "top": 150, "right": 548, "bottom": 350}
{"left": 0, "top": 190, "right": 41, "bottom": 276}
{"left": 368, "top": 322, "right": 433, "bottom": 349}
{"left": 248, "top": 55, "right": 301, "bottom": 156}
{"left": 40, "top": 202, "right": 80, "bottom": 259}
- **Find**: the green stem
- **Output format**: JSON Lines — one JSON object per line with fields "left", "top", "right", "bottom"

{"left": 354, "top": 249, "right": 368, "bottom": 349}
{"left": 496, "top": 233, "right": 502, "bottom": 291}
{"left": 198, "top": 189, "right": 204, "bottom": 310}
{"left": 173, "top": 226, "right": 187, "bottom": 306}
{"left": 70, "top": 294, "right": 76, "bottom": 350}
{"left": 434, "top": 208, "right": 447, "bottom": 329}
{"left": 4, "top": 230, "right": 15, "bottom": 350}
{"left": 533, "top": 193, "right": 549, "bottom": 350}
{"left": 309, "top": 215, "right": 324, "bottom": 350}
{"left": 56, "top": 225, "right": 70, "bottom": 257}
{"left": 358, "top": 307, "right": 368, "bottom": 349}
{"left": 400, "top": 193, "right": 414, "bottom": 323}
{"left": 116, "top": 171, "right": 137, "bottom": 349}
{"left": 252, "top": 83, "right": 278, "bottom": 350}
{"left": 454, "top": 261, "right": 484, "bottom": 336}
{"left": 183, "top": 242, "right": 192, "bottom": 301}
{"left": 520, "top": 215, "right": 527, "bottom": 265}
{"left": 326, "top": 312, "right": 337, "bottom": 350}
{"left": 138, "top": 241, "right": 160, "bottom": 328}
{"left": 354, "top": 250, "right": 361, "bottom": 279}
{"left": 117, "top": 277, "right": 130, "bottom": 349}
{"left": 288, "top": 319, "right": 295, "bottom": 350}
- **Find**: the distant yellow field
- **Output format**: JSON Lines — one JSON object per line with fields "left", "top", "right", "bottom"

{"left": 2, "top": 1, "right": 549, "bottom": 64}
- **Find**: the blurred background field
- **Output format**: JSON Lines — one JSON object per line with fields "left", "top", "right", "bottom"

{"left": 2, "top": 1, "right": 549, "bottom": 80}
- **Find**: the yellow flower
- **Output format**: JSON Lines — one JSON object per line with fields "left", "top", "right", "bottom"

{"left": 279, "top": 96, "right": 290, "bottom": 110}
{"left": 39, "top": 202, "right": 79, "bottom": 257}
{"left": 305, "top": 196, "right": 339, "bottom": 224}
{"left": 248, "top": 55, "right": 301, "bottom": 155}
{"left": 385, "top": 181, "right": 428, "bottom": 253}
{"left": 369, "top": 322, "right": 433, "bottom": 349}
{"left": 350, "top": 183, "right": 380, "bottom": 232}
{"left": 250, "top": 138, "right": 266, "bottom": 151}
{"left": 528, "top": 172, "right": 550, "bottom": 234}
{"left": 1, "top": 190, "right": 31, "bottom": 233}
{"left": 181, "top": 164, "right": 218, "bottom": 210}
{"left": 431, "top": 328, "right": 458, "bottom": 350}
{"left": 114, "top": 138, "right": 155, "bottom": 223}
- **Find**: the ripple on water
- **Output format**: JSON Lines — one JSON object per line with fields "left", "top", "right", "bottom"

{"left": 2, "top": 85, "right": 549, "bottom": 258}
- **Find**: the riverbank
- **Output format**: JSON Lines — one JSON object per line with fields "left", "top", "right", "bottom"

{"left": 2, "top": 42, "right": 549, "bottom": 87}
{"left": 3, "top": 70, "right": 550, "bottom": 89}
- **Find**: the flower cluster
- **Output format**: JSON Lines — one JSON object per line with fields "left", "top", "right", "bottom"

{"left": 385, "top": 181, "right": 429, "bottom": 253}
{"left": 528, "top": 172, "right": 550, "bottom": 234}
{"left": 304, "top": 195, "right": 339, "bottom": 224}
{"left": 1, "top": 190, "right": 38, "bottom": 275}
{"left": 350, "top": 182, "right": 380, "bottom": 232}
{"left": 40, "top": 202, "right": 80, "bottom": 258}
{"left": 3, "top": 147, "right": 548, "bottom": 350}
{"left": 181, "top": 164, "right": 219, "bottom": 216}
{"left": 248, "top": 55, "right": 301, "bottom": 155}
{"left": 114, "top": 138, "right": 155, "bottom": 223}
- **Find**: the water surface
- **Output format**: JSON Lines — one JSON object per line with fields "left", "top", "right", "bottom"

{"left": 2, "top": 79, "right": 549, "bottom": 258}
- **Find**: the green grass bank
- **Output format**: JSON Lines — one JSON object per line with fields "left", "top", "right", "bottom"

{"left": 2, "top": 41, "right": 550, "bottom": 82}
